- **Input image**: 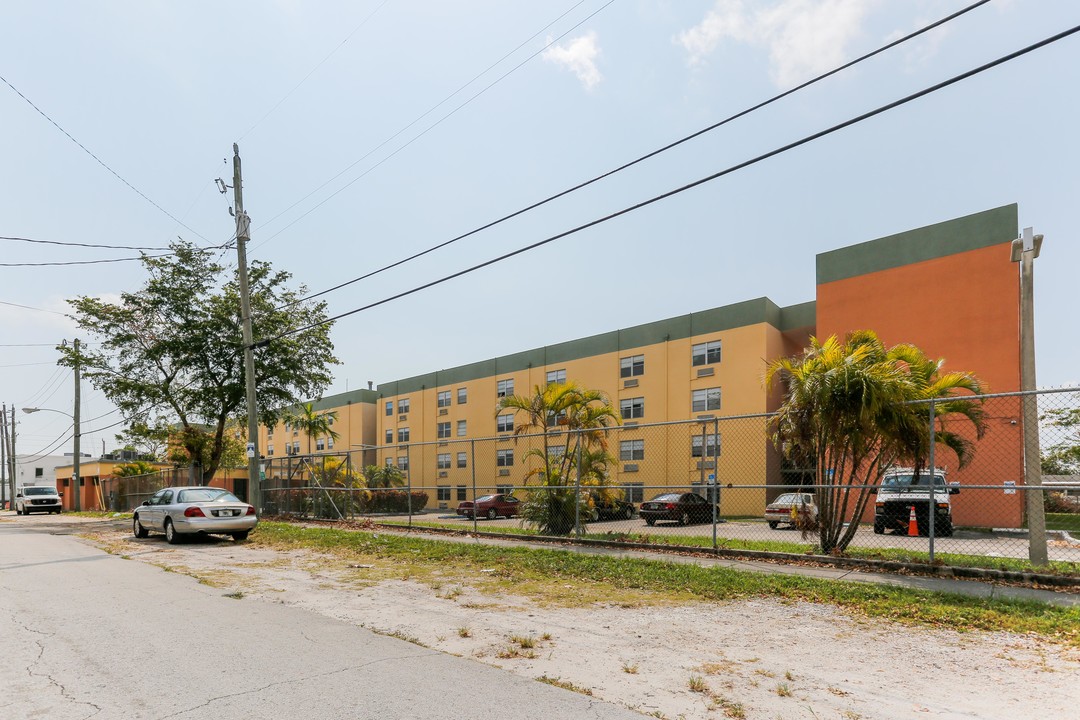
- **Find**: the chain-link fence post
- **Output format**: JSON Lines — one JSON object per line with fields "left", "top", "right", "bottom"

{"left": 470, "top": 439, "right": 477, "bottom": 534}
{"left": 712, "top": 418, "right": 720, "bottom": 550}
{"left": 928, "top": 398, "right": 936, "bottom": 563}
{"left": 575, "top": 434, "right": 582, "bottom": 539}
{"left": 406, "top": 444, "right": 413, "bottom": 530}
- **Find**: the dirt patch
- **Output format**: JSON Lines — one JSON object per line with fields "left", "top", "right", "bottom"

{"left": 83, "top": 527, "right": 1078, "bottom": 720}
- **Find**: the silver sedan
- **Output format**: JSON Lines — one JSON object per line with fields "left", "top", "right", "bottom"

{"left": 133, "top": 486, "right": 258, "bottom": 544}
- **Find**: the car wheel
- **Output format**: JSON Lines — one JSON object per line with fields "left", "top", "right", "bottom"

{"left": 486, "top": 508, "right": 498, "bottom": 521}
{"left": 645, "top": 517, "right": 656, "bottom": 526}
{"left": 15, "top": 506, "right": 21, "bottom": 516}
{"left": 232, "top": 531, "right": 250, "bottom": 542}
{"left": 768, "top": 521, "right": 779, "bottom": 530}
{"left": 873, "top": 519, "right": 885, "bottom": 535}
{"left": 164, "top": 519, "right": 181, "bottom": 544}
{"left": 679, "top": 512, "right": 690, "bottom": 526}
{"left": 624, "top": 506, "right": 634, "bottom": 520}
{"left": 589, "top": 509, "right": 599, "bottom": 522}
{"left": 133, "top": 515, "right": 149, "bottom": 538}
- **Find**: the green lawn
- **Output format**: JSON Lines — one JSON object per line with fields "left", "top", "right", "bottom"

{"left": 1047, "top": 513, "right": 1080, "bottom": 532}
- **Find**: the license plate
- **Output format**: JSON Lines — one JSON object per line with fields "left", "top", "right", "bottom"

{"left": 217, "top": 510, "right": 234, "bottom": 517}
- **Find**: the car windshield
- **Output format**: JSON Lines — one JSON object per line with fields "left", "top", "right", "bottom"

{"left": 176, "top": 489, "right": 240, "bottom": 503}
{"left": 475, "top": 495, "right": 495, "bottom": 502}
{"left": 650, "top": 493, "right": 682, "bottom": 502}
{"left": 882, "top": 473, "right": 945, "bottom": 490}
{"left": 23, "top": 487, "right": 55, "bottom": 496}
{"left": 773, "top": 494, "right": 811, "bottom": 505}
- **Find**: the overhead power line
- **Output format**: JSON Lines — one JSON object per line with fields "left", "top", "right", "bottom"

{"left": 0, "top": 235, "right": 172, "bottom": 251}
{"left": 271, "top": 0, "right": 993, "bottom": 312}
{"left": 0, "top": 299, "right": 67, "bottom": 315}
{"left": 0, "top": 74, "right": 212, "bottom": 243}
{"left": 0, "top": 253, "right": 173, "bottom": 267}
{"left": 249, "top": 0, "right": 615, "bottom": 252}
{"left": 237, "top": 0, "right": 396, "bottom": 141}
{"left": 257, "top": 22, "right": 1080, "bottom": 346}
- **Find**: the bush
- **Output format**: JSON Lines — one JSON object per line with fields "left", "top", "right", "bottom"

{"left": 1045, "top": 491, "right": 1080, "bottom": 514}
{"left": 360, "top": 490, "right": 429, "bottom": 514}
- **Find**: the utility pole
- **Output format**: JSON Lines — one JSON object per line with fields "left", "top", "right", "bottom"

{"left": 7, "top": 405, "right": 15, "bottom": 508}
{"left": 231, "top": 143, "right": 261, "bottom": 511}
{"left": 1011, "top": 227, "right": 1045, "bottom": 565}
{"left": 73, "top": 338, "right": 82, "bottom": 512}
{"left": 1, "top": 402, "right": 8, "bottom": 508}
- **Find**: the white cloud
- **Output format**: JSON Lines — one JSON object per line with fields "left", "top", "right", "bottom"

{"left": 677, "top": 0, "right": 871, "bottom": 88}
{"left": 542, "top": 31, "right": 603, "bottom": 90}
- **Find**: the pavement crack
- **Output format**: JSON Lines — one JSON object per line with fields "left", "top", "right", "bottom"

{"left": 159, "top": 650, "right": 440, "bottom": 719}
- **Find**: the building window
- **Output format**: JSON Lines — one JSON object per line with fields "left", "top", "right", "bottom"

{"left": 327, "top": 437, "right": 334, "bottom": 450}
{"left": 691, "top": 433, "right": 722, "bottom": 457}
{"left": 292, "top": 441, "right": 300, "bottom": 454}
{"left": 437, "top": 487, "right": 451, "bottom": 501}
{"left": 385, "top": 429, "right": 393, "bottom": 444}
{"left": 457, "top": 420, "right": 467, "bottom": 437}
{"left": 457, "top": 486, "right": 467, "bottom": 500}
{"left": 437, "top": 390, "right": 451, "bottom": 408}
{"left": 692, "top": 340, "right": 722, "bottom": 366}
{"left": 267, "top": 427, "right": 274, "bottom": 438}
{"left": 267, "top": 444, "right": 274, "bottom": 456}
{"left": 496, "top": 414, "right": 514, "bottom": 433}
{"left": 547, "top": 445, "right": 565, "bottom": 459}
{"left": 35, "top": 467, "right": 44, "bottom": 477}
{"left": 437, "top": 422, "right": 451, "bottom": 439}
{"left": 385, "top": 457, "right": 394, "bottom": 467}
{"left": 620, "top": 397, "right": 645, "bottom": 420}
{"left": 691, "top": 387, "right": 722, "bottom": 413}
{"left": 620, "top": 439, "right": 645, "bottom": 461}
{"left": 546, "top": 369, "right": 566, "bottom": 385}
{"left": 327, "top": 416, "right": 334, "bottom": 425}
{"left": 547, "top": 410, "right": 567, "bottom": 426}
{"left": 457, "top": 387, "right": 467, "bottom": 404}
{"left": 625, "top": 482, "right": 644, "bottom": 503}
{"left": 398, "top": 427, "right": 410, "bottom": 443}
{"left": 496, "top": 484, "right": 514, "bottom": 495}
{"left": 397, "top": 456, "right": 409, "bottom": 471}
{"left": 316, "top": 438, "right": 325, "bottom": 451}
{"left": 497, "top": 378, "right": 514, "bottom": 398}
{"left": 496, "top": 449, "right": 514, "bottom": 467}
{"left": 457, "top": 452, "right": 467, "bottom": 469}
{"left": 385, "top": 401, "right": 393, "bottom": 416}
{"left": 398, "top": 398, "right": 410, "bottom": 414}
{"left": 620, "top": 354, "right": 644, "bottom": 378}
{"left": 437, "top": 453, "right": 451, "bottom": 470}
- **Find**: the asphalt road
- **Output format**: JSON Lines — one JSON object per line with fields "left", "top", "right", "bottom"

{"left": 0, "top": 519, "right": 645, "bottom": 720}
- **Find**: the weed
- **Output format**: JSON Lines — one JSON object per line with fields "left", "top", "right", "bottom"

{"left": 711, "top": 695, "right": 746, "bottom": 719}
{"left": 827, "top": 686, "right": 850, "bottom": 697}
{"left": 438, "top": 586, "right": 463, "bottom": 600}
{"left": 496, "top": 646, "right": 537, "bottom": 659}
{"left": 457, "top": 626, "right": 471, "bottom": 638}
{"left": 622, "top": 662, "right": 639, "bottom": 674}
{"left": 776, "top": 682, "right": 792, "bottom": 697}
{"left": 540, "top": 632, "right": 553, "bottom": 641}
{"left": 754, "top": 669, "right": 776, "bottom": 678}
{"left": 537, "top": 675, "right": 592, "bottom": 696}
{"left": 785, "top": 670, "right": 795, "bottom": 681}
{"left": 510, "top": 634, "right": 536, "bottom": 649}
{"left": 223, "top": 591, "right": 245, "bottom": 600}
{"left": 688, "top": 675, "right": 708, "bottom": 693}
{"left": 699, "top": 661, "right": 737, "bottom": 675}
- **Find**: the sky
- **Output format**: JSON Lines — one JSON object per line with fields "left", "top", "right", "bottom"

{"left": 2, "top": 0, "right": 1078, "bottom": 460}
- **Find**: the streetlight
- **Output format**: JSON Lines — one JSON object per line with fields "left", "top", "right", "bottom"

{"left": 23, "top": 406, "right": 80, "bottom": 512}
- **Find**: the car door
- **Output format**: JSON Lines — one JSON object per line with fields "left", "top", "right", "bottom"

{"left": 155, "top": 490, "right": 175, "bottom": 530}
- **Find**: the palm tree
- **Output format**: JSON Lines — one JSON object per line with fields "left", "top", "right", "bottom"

{"left": 282, "top": 402, "right": 339, "bottom": 455}
{"left": 766, "top": 331, "right": 984, "bottom": 553}
{"left": 497, "top": 382, "right": 619, "bottom": 534}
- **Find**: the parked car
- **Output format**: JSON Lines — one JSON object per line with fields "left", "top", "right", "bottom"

{"left": 456, "top": 493, "right": 521, "bottom": 520}
{"left": 764, "top": 492, "right": 817, "bottom": 529}
{"left": 15, "top": 486, "right": 62, "bottom": 515}
{"left": 133, "top": 486, "right": 257, "bottom": 544}
{"left": 639, "top": 492, "right": 718, "bottom": 526}
{"left": 587, "top": 491, "right": 635, "bottom": 521}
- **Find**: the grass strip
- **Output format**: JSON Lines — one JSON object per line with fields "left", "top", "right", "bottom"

{"left": 250, "top": 521, "right": 1079, "bottom": 645}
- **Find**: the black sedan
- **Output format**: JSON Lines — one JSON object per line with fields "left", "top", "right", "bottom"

{"left": 639, "top": 492, "right": 718, "bottom": 526}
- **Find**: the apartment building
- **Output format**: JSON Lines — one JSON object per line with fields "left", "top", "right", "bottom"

{"left": 262, "top": 205, "right": 1026, "bottom": 526}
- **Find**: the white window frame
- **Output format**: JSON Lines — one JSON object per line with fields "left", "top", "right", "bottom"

{"left": 692, "top": 340, "right": 722, "bottom": 367}
{"left": 620, "top": 354, "right": 644, "bottom": 378}
{"left": 691, "top": 387, "right": 722, "bottom": 413}
{"left": 619, "top": 439, "right": 644, "bottom": 461}
{"left": 620, "top": 397, "right": 645, "bottom": 419}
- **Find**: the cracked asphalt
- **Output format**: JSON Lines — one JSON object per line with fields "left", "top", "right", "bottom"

{"left": 0, "top": 520, "right": 643, "bottom": 719}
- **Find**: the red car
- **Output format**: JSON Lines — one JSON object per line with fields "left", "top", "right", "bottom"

{"left": 456, "top": 493, "right": 521, "bottom": 520}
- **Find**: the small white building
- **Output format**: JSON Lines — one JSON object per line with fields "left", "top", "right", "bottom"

{"left": 2, "top": 453, "right": 89, "bottom": 505}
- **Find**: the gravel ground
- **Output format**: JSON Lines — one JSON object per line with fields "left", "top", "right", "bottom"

{"left": 63, "top": 517, "right": 1079, "bottom": 720}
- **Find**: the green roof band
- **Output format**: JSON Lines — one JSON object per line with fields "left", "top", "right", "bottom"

{"left": 816, "top": 204, "right": 1018, "bottom": 285}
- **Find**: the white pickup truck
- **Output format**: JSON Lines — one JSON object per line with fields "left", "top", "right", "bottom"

{"left": 873, "top": 467, "right": 957, "bottom": 536}
{"left": 15, "top": 485, "right": 63, "bottom": 515}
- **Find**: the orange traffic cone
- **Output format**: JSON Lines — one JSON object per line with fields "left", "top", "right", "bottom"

{"left": 907, "top": 506, "right": 919, "bottom": 537}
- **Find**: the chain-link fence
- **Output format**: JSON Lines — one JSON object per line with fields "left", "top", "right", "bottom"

{"left": 99, "top": 467, "right": 248, "bottom": 512}
{"left": 257, "top": 387, "right": 1080, "bottom": 575}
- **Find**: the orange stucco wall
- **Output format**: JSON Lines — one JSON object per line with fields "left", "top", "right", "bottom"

{"left": 817, "top": 242, "right": 1024, "bottom": 528}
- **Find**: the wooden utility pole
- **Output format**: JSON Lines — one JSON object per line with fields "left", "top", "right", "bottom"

{"left": 232, "top": 144, "right": 261, "bottom": 511}
{"left": 72, "top": 338, "right": 82, "bottom": 512}
{"left": 1, "top": 402, "right": 8, "bottom": 508}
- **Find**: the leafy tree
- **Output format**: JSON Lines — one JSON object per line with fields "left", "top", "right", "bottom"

{"left": 113, "top": 417, "right": 171, "bottom": 461}
{"left": 766, "top": 331, "right": 985, "bottom": 554}
{"left": 1041, "top": 407, "right": 1080, "bottom": 475}
{"left": 282, "top": 402, "right": 339, "bottom": 454}
{"left": 497, "top": 382, "right": 619, "bottom": 535}
{"left": 61, "top": 240, "right": 338, "bottom": 483}
{"left": 166, "top": 424, "right": 248, "bottom": 472}
{"left": 363, "top": 464, "right": 405, "bottom": 489}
